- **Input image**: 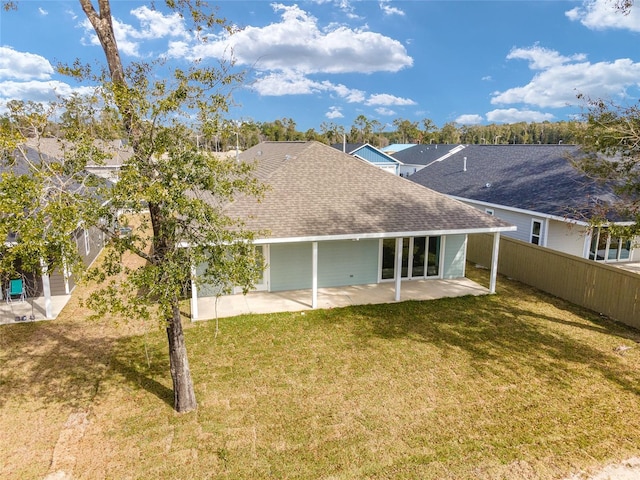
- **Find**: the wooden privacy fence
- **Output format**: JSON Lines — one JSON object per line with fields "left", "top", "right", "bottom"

{"left": 468, "top": 234, "right": 640, "bottom": 330}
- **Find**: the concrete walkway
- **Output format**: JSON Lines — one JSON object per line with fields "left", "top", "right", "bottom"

{"left": 193, "top": 277, "right": 489, "bottom": 321}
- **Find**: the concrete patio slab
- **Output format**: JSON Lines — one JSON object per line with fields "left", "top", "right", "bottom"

{"left": 194, "top": 277, "right": 489, "bottom": 321}
{"left": 0, "top": 295, "right": 71, "bottom": 325}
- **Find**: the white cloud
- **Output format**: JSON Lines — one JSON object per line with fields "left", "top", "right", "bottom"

{"left": 365, "top": 93, "right": 416, "bottom": 106}
{"left": 493, "top": 46, "right": 640, "bottom": 108}
{"left": 379, "top": 1, "right": 405, "bottom": 16}
{"left": 251, "top": 71, "right": 368, "bottom": 102}
{"left": 566, "top": 0, "right": 640, "bottom": 32}
{"left": 507, "top": 44, "right": 586, "bottom": 70}
{"left": 375, "top": 107, "right": 396, "bottom": 116}
{"left": 486, "top": 108, "right": 555, "bottom": 123}
{"left": 81, "top": 6, "right": 189, "bottom": 58}
{"left": 455, "top": 114, "right": 484, "bottom": 125}
{"left": 325, "top": 106, "right": 344, "bottom": 119}
{"left": 0, "top": 80, "right": 95, "bottom": 105}
{"left": 178, "top": 3, "right": 412, "bottom": 74}
{"left": 0, "top": 47, "right": 54, "bottom": 81}
{"left": 38, "top": 7, "right": 48, "bottom": 16}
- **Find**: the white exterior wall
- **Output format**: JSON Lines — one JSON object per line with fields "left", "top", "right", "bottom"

{"left": 463, "top": 203, "right": 534, "bottom": 243}
{"left": 399, "top": 164, "right": 424, "bottom": 177}
{"left": 546, "top": 220, "right": 589, "bottom": 258}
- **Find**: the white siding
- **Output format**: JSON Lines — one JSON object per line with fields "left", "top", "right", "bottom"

{"left": 546, "top": 220, "right": 588, "bottom": 258}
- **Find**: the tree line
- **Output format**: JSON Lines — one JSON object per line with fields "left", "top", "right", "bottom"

{"left": 192, "top": 115, "right": 583, "bottom": 151}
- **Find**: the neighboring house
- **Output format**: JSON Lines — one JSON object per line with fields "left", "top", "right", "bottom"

{"left": 331, "top": 142, "right": 401, "bottom": 175}
{"left": 392, "top": 144, "right": 468, "bottom": 177}
{"left": 406, "top": 144, "right": 640, "bottom": 263}
{"left": 191, "top": 141, "right": 515, "bottom": 319}
{"left": 1, "top": 142, "right": 107, "bottom": 318}
{"left": 26, "top": 137, "right": 131, "bottom": 182}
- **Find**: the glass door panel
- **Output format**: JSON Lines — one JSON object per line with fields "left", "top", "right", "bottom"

{"left": 401, "top": 238, "right": 410, "bottom": 278}
{"left": 412, "top": 237, "right": 426, "bottom": 277}
{"left": 620, "top": 239, "right": 631, "bottom": 260}
{"left": 427, "top": 236, "right": 440, "bottom": 277}
{"left": 608, "top": 237, "right": 620, "bottom": 260}
{"left": 381, "top": 239, "right": 396, "bottom": 280}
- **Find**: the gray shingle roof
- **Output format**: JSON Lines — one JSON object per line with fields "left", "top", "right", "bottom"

{"left": 222, "top": 141, "right": 514, "bottom": 241}
{"left": 407, "top": 144, "right": 618, "bottom": 220}
{"left": 392, "top": 144, "right": 465, "bottom": 166}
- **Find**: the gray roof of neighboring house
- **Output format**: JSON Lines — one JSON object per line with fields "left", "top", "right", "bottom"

{"left": 25, "top": 137, "right": 132, "bottom": 168}
{"left": 381, "top": 144, "right": 416, "bottom": 154}
{"left": 407, "top": 144, "right": 619, "bottom": 221}
{"left": 219, "top": 141, "right": 514, "bottom": 241}
{"left": 391, "top": 144, "right": 467, "bottom": 166}
{"left": 330, "top": 142, "right": 365, "bottom": 154}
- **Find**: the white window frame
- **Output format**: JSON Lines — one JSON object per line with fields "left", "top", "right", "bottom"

{"left": 530, "top": 219, "right": 542, "bottom": 245}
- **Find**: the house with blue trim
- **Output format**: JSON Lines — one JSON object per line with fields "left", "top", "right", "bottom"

{"left": 331, "top": 142, "right": 401, "bottom": 175}
{"left": 406, "top": 144, "right": 639, "bottom": 263}
{"left": 190, "top": 141, "right": 516, "bottom": 319}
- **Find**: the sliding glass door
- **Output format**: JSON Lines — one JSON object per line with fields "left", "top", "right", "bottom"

{"left": 380, "top": 236, "right": 441, "bottom": 281}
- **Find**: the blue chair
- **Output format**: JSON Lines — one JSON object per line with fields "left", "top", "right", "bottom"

{"left": 6, "top": 278, "right": 26, "bottom": 303}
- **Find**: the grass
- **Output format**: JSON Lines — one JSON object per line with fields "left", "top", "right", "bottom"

{"left": 1, "top": 264, "right": 640, "bottom": 479}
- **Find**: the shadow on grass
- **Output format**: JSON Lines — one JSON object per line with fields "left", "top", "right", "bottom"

{"left": 0, "top": 322, "right": 173, "bottom": 409}
{"left": 339, "top": 272, "right": 640, "bottom": 398}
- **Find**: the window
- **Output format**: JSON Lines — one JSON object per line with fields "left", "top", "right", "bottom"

{"left": 589, "top": 227, "right": 633, "bottom": 262}
{"left": 380, "top": 236, "right": 441, "bottom": 280}
{"left": 531, "top": 220, "right": 542, "bottom": 245}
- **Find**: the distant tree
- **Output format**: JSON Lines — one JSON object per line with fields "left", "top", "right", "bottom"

{"left": 421, "top": 118, "right": 437, "bottom": 144}
{"left": 438, "top": 122, "right": 461, "bottom": 144}
{"left": 392, "top": 118, "right": 420, "bottom": 144}
{"left": 353, "top": 115, "right": 373, "bottom": 143}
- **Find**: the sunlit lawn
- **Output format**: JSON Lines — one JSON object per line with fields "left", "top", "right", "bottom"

{"left": 1, "top": 265, "right": 639, "bottom": 479}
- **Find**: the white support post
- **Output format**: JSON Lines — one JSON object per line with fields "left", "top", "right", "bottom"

{"left": 59, "top": 259, "right": 70, "bottom": 295}
{"left": 190, "top": 264, "right": 199, "bottom": 321}
{"left": 543, "top": 218, "right": 550, "bottom": 247}
{"left": 312, "top": 242, "right": 318, "bottom": 309}
{"left": 394, "top": 237, "right": 402, "bottom": 302}
{"left": 489, "top": 232, "right": 501, "bottom": 294}
{"left": 40, "top": 258, "right": 53, "bottom": 319}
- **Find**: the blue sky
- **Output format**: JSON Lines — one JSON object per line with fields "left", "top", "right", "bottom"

{"left": 1, "top": 1, "right": 640, "bottom": 132}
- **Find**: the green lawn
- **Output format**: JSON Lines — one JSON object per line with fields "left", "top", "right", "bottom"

{"left": 1, "top": 266, "right": 640, "bottom": 479}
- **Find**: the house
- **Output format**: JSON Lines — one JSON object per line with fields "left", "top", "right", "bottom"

{"left": 331, "top": 142, "right": 401, "bottom": 175}
{"left": 406, "top": 144, "right": 640, "bottom": 263}
{"left": 1, "top": 142, "right": 107, "bottom": 320}
{"left": 190, "top": 141, "right": 516, "bottom": 319}
{"left": 25, "top": 137, "right": 131, "bottom": 182}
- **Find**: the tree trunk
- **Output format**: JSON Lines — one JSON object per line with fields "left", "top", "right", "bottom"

{"left": 167, "top": 301, "right": 197, "bottom": 412}
{"left": 79, "top": 0, "right": 198, "bottom": 413}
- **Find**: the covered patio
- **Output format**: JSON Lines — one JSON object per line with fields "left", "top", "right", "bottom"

{"left": 0, "top": 294, "right": 71, "bottom": 325}
{"left": 193, "top": 277, "right": 489, "bottom": 321}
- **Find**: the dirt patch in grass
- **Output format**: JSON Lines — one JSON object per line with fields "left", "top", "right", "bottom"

{"left": 2, "top": 261, "right": 640, "bottom": 479}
